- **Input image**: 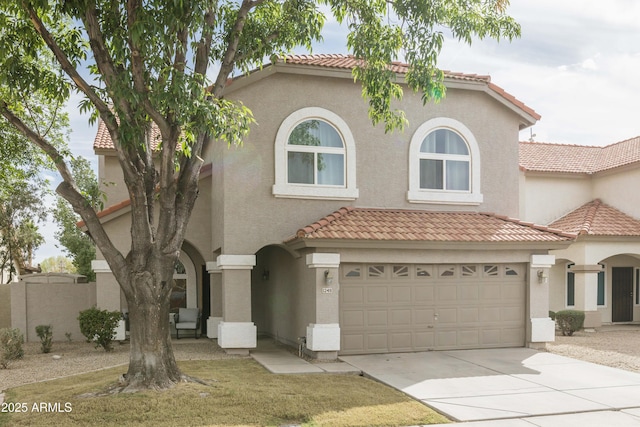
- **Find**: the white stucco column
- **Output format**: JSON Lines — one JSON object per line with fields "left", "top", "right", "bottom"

{"left": 528, "top": 255, "right": 556, "bottom": 348}
{"left": 305, "top": 253, "right": 341, "bottom": 360}
{"left": 90, "top": 260, "right": 126, "bottom": 340}
{"left": 216, "top": 255, "right": 257, "bottom": 354}
{"left": 570, "top": 264, "right": 602, "bottom": 328}
{"left": 205, "top": 261, "right": 223, "bottom": 339}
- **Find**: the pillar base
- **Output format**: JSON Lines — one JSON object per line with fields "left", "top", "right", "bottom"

{"left": 584, "top": 310, "right": 602, "bottom": 329}
{"left": 218, "top": 321, "right": 257, "bottom": 349}
{"left": 529, "top": 317, "right": 555, "bottom": 343}
{"left": 306, "top": 323, "right": 340, "bottom": 352}
{"left": 207, "top": 317, "right": 223, "bottom": 339}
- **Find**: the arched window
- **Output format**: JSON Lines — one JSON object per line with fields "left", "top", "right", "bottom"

{"left": 408, "top": 117, "right": 482, "bottom": 204}
{"left": 273, "top": 107, "right": 358, "bottom": 200}
{"left": 287, "top": 120, "right": 345, "bottom": 186}
{"left": 419, "top": 129, "right": 470, "bottom": 191}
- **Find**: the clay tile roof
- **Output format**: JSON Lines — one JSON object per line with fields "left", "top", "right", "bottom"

{"left": 93, "top": 118, "right": 163, "bottom": 151}
{"left": 520, "top": 136, "right": 640, "bottom": 174}
{"left": 291, "top": 207, "right": 574, "bottom": 243}
{"left": 280, "top": 54, "right": 539, "bottom": 120}
{"left": 548, "top": 199, "right": 640, "bottom": 236}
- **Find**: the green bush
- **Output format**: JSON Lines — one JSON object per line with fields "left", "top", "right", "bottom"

{"left": 35, "top": 324, "right": 53, "bottom": 353}
{"left": 549, "top": 310, "right": 556, "bottom": 321}
{"left": 78, "top": 307, "right": 122, "bottom": 352}
{"left": 0, "top": 328, "right": 24, "bottom": 369}
{"left": 555, "top": 310, "right": 585, "bottom": 336}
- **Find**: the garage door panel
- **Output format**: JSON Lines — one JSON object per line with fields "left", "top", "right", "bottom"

{"left": 391, "top": 309, "right": 412, "bottom": 326}
{"left": 459, "top": 307, "right": 480, "bottom": 323}
{"left": 391, "top": 286, "right": 412, "bottom": 303}
{"left": 415, "top": 286, "right": 435, "bottom": 302}
{"left": 342, "top": 287, "right": 364, "bottom": 304}
{"left": 367, "top": 310, "right": 388, "bottom": 327}
{"left": 390, "top": 332, "right": 412, "bottom": 351}
{"left": 367, "top": 287, "right": 388, "bottom": 303}
{"left": 437, "top": 286, "right": 457, "bottom": 301}
{"left": 437, "top": 308, "right": 457, "bottom": 324}
{"left": 367, "top": 333, "right": 388, "bottom": 351}
{"left": 414, "top": 308, "right": 435, "bottom": 325}
{"left": 458, "top": 285, "right": 479, "bottom": 300}
{"left": 340, "top": 263, "right": 525, "bottom": 354}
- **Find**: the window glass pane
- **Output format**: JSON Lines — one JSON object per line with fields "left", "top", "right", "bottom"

{"left": 288, "top": 152, "right": 314, "bottom": 184}
{"left": 368, "top": 265, "right": 385, "bottom": 278}
{"left": 317, "top": 153, "right": 344, "bottom": 185}
{"left": 288, "top": 120, "right": 343, "bottom": 148}
{"left": 420, "top": 159, "right": 443, "bottom": 189}
{"left": 597, "top": 271, "right": 605, "bottom": 306}
{"left": 420, "top": 129, "right": 468, "bottom": 155}
{"left": 567, "top": 272, "right": 575, "bottom": 306}
{"left": 446, "top": 160, "right": 470, "bottom": 191}
{"left": 392, "top": 265, "right": 409, "bottom": 278}
{"left": 636, "top": 269, "right": 639, "bottom": 305}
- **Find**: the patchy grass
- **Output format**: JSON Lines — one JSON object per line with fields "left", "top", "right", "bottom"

{"left": 1, "top": 359, "right": 449, "bottom": 426}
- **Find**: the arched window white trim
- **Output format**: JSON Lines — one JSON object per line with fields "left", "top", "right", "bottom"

{"left": 273, "top": 107, "right": 359, "bottom": 200}
{"left": 407, "top": 117, "right": 483, "bottom": 205}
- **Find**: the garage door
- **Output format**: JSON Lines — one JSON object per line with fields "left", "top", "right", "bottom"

{"left": 340, "top": 263, "right": 526, "bottom": 354}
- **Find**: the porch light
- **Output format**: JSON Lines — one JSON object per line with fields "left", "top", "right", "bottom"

{"left": 537, "top": 269, "right": 548, "bottom": 284}
{"left": 324, "top": 270, "right": 334, "bottom": 285}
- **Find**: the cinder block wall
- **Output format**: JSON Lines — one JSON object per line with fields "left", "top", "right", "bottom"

{"left": 0, "top": 284, "right": 10, "bottom": 328}
{"left": 11, "top": 274, "right": 97, "bottom": 342}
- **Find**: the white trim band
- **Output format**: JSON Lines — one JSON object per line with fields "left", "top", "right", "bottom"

{"left": 306, "top": 253, "right": 340, "bottom": 269}
{"left": 216, "top": 255, "right": 256, "bottom": 270}
{"left": 91, "top": 260, "right": 111, "bottom": 273}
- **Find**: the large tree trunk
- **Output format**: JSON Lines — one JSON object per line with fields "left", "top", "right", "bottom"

{"left": 122, "top": 269, "right": 183, "bottom": 392}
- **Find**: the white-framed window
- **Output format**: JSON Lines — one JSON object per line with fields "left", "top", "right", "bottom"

{"left": 407, "top": 117, "right": 483, "bottom": 205}
{"left": 273, "top": 107, "right": 358, "bottom": 200}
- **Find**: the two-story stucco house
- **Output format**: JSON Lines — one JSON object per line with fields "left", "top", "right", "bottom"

{"left": 520, "top": 138, "right": 640, "bottom": 329}
{"left": 91, "top": 54, "right": 574, "bottom": 358}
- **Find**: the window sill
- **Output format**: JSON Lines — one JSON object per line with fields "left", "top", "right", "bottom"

{"left": 273, "top": 184, "right": 359, "bottom": 200}
{"left": 407, "top": 190, "right": 483, "bottom": 205}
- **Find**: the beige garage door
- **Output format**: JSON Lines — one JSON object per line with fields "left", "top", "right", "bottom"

{"left": 340, "top": 263, "right": 526, "bottom": 354}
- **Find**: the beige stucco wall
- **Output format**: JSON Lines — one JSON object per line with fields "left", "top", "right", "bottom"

{"left": 11, "top": 275, "right": 96, "bottom": 342}
{"left": 593, "top": 167, "right": 640, "bottom": 218}
{"left": 217, "top": 72, "right": 524, "bottom": 254}
{"left": 252, "top": 246, "right": 315, "bottom": 347}
{"left": 520, "top": 173, "right": 593, "bottom": 225}
{"left": 0, "top": 284, "right": 10, "bottom": 328}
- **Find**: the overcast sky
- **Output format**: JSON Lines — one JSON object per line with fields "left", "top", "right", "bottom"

{"left": 34, "top": 0, "right": 640, "bottom": 262}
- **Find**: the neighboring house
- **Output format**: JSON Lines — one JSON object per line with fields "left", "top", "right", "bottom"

{"left": 90, "top": 54, "right": 574, "bottom": 358}
{"left": 520, "top": 138, "right": 640, "bottom": 328}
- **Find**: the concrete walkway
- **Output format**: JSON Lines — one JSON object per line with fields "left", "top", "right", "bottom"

{"left": 251, "top": 339, "right": 359, "bottom": 374}
{"left": 341, "top": 348, "right": 640, "bottom": 424}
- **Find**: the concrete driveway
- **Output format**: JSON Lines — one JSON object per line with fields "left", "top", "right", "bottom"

{"left": 341, "top": 348, "right": 640, "bottom": 424}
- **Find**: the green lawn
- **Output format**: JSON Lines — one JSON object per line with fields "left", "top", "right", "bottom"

{"left": 0, "top": 359, "right": 450, "bottom": 427}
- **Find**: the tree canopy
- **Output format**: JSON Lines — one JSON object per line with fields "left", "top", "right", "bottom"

{"left": 0, "top": 0, "right": 520, "bottom": 391}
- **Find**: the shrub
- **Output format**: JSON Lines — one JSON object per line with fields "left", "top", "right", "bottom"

{"left": 549, "top": 311, "right": 556, "bottom": 320}
{"left": 35, "top": 324, "right": 53, "bottom": 354}
{"left": 555, "top": 310, "right": 585, "bottom": 336}
{"left": 65, "top": 332, "right": 72, "bottom": 343}
{"left": 78, "top": 307, "right": 122, "bottom": 352}
{"left": 0, "top": 328, "right": 24, "bottom": 369}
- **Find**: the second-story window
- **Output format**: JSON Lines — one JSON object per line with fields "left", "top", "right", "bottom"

{"left": 419, "top": 129, "right": 470, "bottom": 191}
{"left": 407, "top": 117, "right": 483, "bottom": 205}
{"left": 287, "top": 120, "right": 345, "bottom": 186}
{"left": 273, "top": 107, "right": 358, "bottom": 200}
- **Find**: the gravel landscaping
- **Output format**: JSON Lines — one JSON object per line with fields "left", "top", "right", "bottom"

{"left": 2, "top": 324, "right": 639, "bottom": 394}
{"left": 546, "top": 324, "right": 640, "bottom": 373}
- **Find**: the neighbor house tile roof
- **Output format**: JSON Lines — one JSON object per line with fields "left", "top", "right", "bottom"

{"left": 520, "top": 137, "right": 640, "bottom": 174}
{"left": 291, "top": 207, "right": 574, "bottom": 243}
{"left": 548, "top": 199, "right": 640, "bottom": 236}
{"left": 93, "top": 120, "right": 162, "bottom": 151}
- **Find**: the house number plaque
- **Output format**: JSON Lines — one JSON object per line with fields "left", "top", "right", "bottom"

{"left": 321, "top": 287, "right": 333, "bottom": 294}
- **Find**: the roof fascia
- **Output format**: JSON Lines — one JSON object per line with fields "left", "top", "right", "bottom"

{"left": 224, "top": 63, "right": 538, "bottom": 125}
{"left": 521, "top": 170, "right": 593, "bottom": 179}
{"left": 286, "top": 238, "right": 573, "bottom": 252}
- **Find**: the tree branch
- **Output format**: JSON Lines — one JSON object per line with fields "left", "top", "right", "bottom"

{"left": 0, "top": 101, "right": 130, "bottom": 290}
{"left": 212, "top": 0, "right": 266, "bottom": 97}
